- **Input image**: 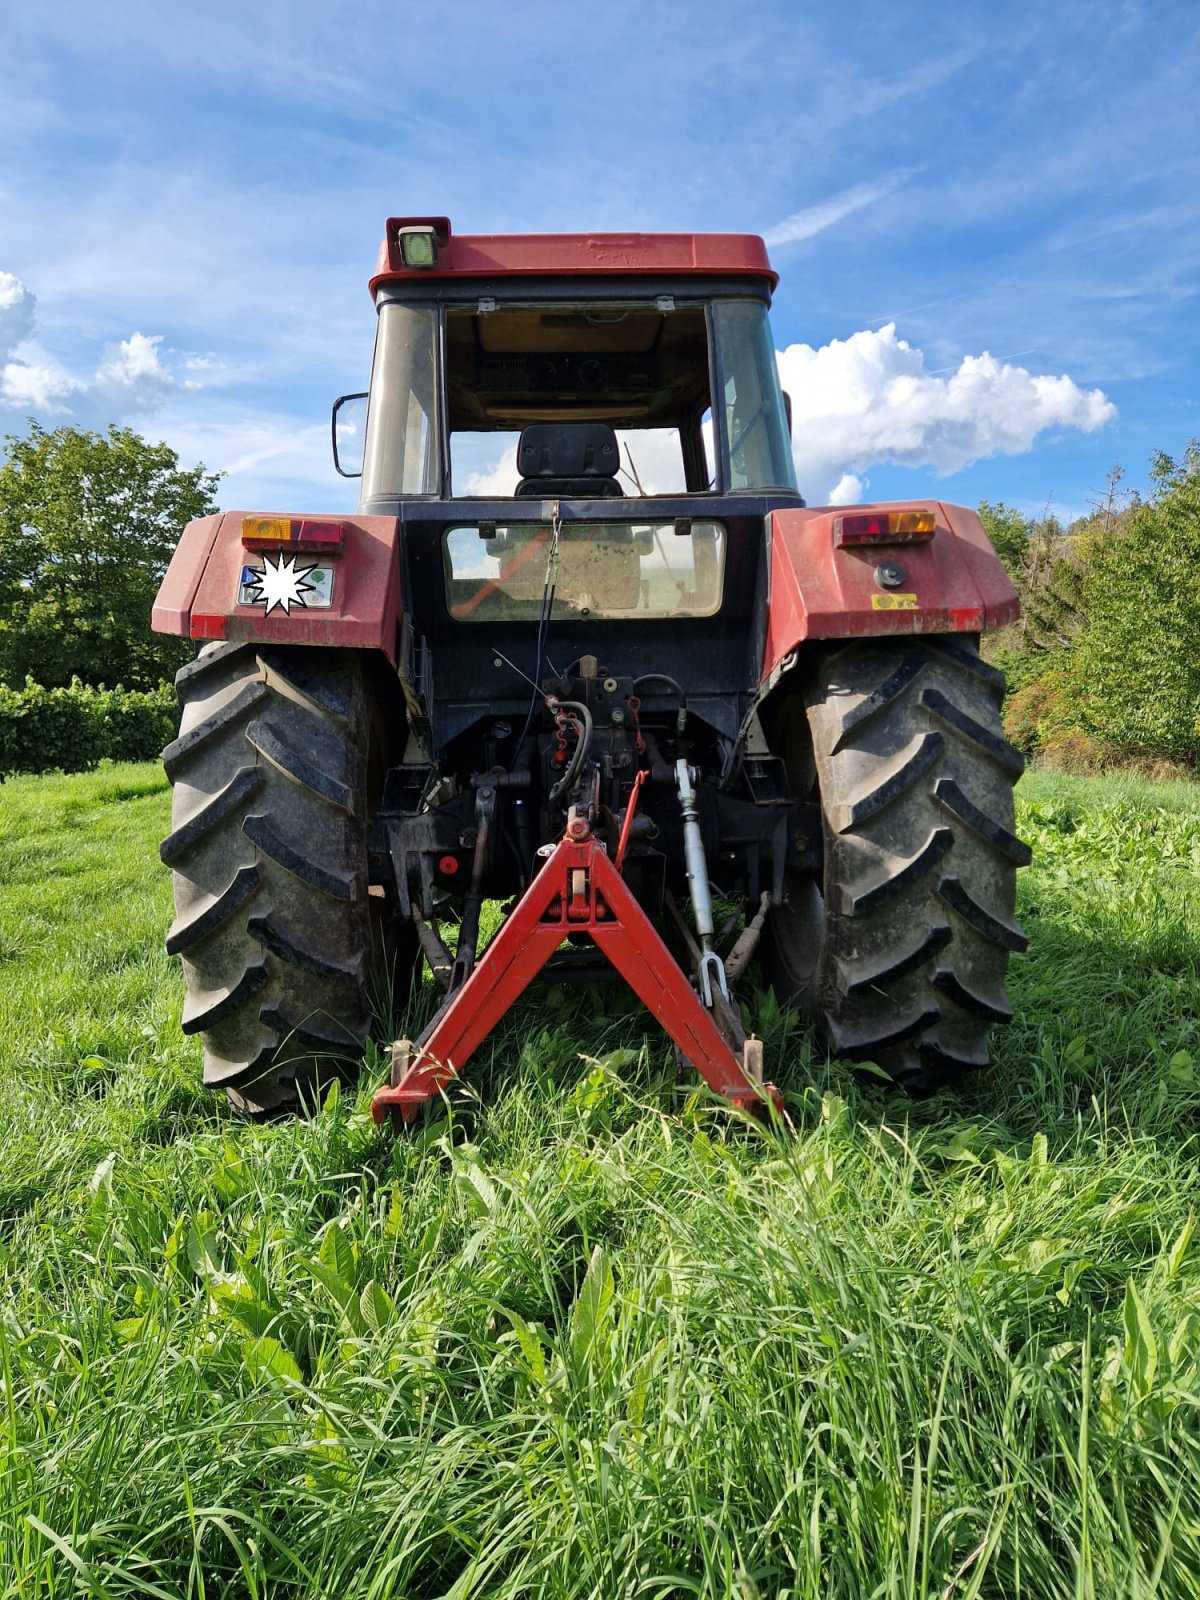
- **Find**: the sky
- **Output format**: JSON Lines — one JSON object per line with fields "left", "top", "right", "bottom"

{"left": 1, "top": 0, "right": 1197, "bottom": 525}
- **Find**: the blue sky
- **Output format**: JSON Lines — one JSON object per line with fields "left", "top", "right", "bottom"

{"left": 1, "top": 0, "right": 1197, "bottom": 524}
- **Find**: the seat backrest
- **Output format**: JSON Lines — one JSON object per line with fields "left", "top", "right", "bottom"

{"left": 514, "top": 423, "right": 623, "bottom": 497}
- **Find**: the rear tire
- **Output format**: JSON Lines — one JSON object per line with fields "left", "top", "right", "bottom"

{"left": 162, "top": 642, "right": 412, "bottom": 1113}
{"left": 762, "top": 636, "right": 1029, "bottom": 1092}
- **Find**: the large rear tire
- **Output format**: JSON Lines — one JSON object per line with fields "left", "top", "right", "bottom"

{"left": 762, "top": 636, "right": 1029, "bottom": 1092}
{"left": 162, "top": 642, "right": 411, "bottom": 1113}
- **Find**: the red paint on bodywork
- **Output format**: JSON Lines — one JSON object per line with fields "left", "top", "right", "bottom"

{"left": 762, "top": 500, "right": 1019, "bottom": 680}
{"left": 152, "top": 510, "right": 404, "bottom": 664}
{"left": 151, "top": 512, "right": 224, "bottom": 633}
{"left": 370, "top": 217, "right": 777, "bottom": 294}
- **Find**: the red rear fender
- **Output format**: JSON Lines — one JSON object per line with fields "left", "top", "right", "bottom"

{"left": 762, "top": 501, "right": 1019, "bottom": 681}
{"left": 152, "top": 511, "right": 404, "bottom": 664}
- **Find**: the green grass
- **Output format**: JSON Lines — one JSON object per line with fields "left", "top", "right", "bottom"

{"left": 1, "top": 761, "right": 1199, "bottom": 1598}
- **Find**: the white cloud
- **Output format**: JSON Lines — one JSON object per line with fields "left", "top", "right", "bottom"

{"left": 96, "top": 331, "right": 166, "bottom": 386}
{"left": 93, "top": 332, "right": 176, "bottom": 413}
{"left": 779, "top": 323, "right": 1115, "bottom": 503}
{"left": 828, "top": 473, "right": 865, "bottom": 505}
{"left": 2, "top": 353, "right": 77, "bottom": 412}
{"left": 461, "top": 442, "right": 519, "bottom": 497}
{"left": 0, "top": 271, "right": 36, "bottom": 354}
{"left": 0, "top": 263, "right": 341, "bottom": 508}
{"left": 181, "top": 352, "right": 227, "bottom": 386}
{"left": 764, "top": 170, "right": 917, "bottom": 247}
{"left": 1, "top": 332, "right": 179, "bottom": 426}
{"left": 0, "top": 267, "right": 201, "bottom": 431}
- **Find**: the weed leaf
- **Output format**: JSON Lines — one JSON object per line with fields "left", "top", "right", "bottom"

{"left": 1123, "top": 1279, "right": 1158, "bottom": 1398}
{"left": 569, "top": 1244, "right": 614, "bottom": 1370}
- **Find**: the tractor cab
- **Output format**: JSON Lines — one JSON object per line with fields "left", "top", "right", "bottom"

{"left": 343, "top": 217, "right": 798, "bottom": 507}
{"left": 335, "top": 217, "right": 803, "bottom": 770}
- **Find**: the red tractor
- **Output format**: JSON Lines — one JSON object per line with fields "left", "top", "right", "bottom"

{"left": 153, "top": 217, "right": 1027, "bottom": 1117}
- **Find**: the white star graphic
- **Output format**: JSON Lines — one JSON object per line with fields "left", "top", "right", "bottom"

{"left": 245, "top": 553, "right": 320, "bottom": 615}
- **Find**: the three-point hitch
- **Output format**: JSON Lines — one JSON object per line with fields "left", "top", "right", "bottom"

{"left": 370, "top": 811, "right": 781, "bottom": 1128}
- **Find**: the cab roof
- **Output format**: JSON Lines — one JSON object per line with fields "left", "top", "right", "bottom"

{"left": 370, "top": 216, "right": 778, "bottom": 295}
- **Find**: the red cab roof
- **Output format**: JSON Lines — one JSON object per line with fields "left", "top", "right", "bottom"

{"left": 370, "top": 216, "right": 778, "bottom": 294}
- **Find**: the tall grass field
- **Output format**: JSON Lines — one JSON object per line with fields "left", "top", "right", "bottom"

{"left": 1, "top": 761, "right": 1199, "bottom": 1598}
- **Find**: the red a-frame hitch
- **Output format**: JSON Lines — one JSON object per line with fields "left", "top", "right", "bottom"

{"left": 370, "top": 817, "right": 782, "bottom": 1126}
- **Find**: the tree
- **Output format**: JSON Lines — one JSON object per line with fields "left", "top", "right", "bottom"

{"left": 1018, "top": 514, "right": 1090, "bottom": 654}
{"left": 0, "top": 422, "right": 221, "bottom": 690}
{"left": 979, "top": 498, "right": 1121, "bottom": 658}
{"left": 977, "top": 501, "right": 1032, "bottom": 581}
{"left": 1070, "top": 444, "right": 1200, "bottom": 759}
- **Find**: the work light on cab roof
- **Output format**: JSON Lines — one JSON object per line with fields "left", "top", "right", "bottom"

{"left": 151, "top": 213, "right": 1028, "bottom": 1126}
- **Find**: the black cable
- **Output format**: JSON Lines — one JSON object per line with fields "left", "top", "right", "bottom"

{"left": 632, "top": 672, "right": 686, "bottom": 704}
{"left": 632, "top": 673, "right": 687, "bottom": 734}
{"left": 512, "top": 561, "right": 557, "bottom": 763}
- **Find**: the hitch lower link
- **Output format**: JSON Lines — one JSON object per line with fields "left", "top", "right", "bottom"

{"left": 369, "top": 805, "right": 782, "bottom": 1128}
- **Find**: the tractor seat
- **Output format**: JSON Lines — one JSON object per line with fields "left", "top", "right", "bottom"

{"left": 514, "top": 423, "right": 624, "bottom": 497}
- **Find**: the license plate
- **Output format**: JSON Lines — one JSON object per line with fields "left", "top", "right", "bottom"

{"left": 237, "top": 560, "right": 335, "bottom": 611}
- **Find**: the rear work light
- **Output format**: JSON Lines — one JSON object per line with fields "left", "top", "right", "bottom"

{"left": 833, "top": 509, "right": 937, "bottom": 548}
{"left": 396, "top": 224, "right": 438, "bottom": 268}
{"left": 241, "top": 517, "right": 346, "bottom": 553}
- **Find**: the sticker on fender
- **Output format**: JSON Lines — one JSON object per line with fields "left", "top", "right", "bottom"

{"left": 238, "top": 556, "right": 334, "bottom": 614}
{"left": 870, "top": 592, "right": 919, "bottom": 610}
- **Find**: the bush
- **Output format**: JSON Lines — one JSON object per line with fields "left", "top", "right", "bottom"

{"left": 983, "top": 635, "right": 1043, "bottom": 698}
{"left": 1002, "top": 665, "right": 1127, "bottom": 773}
{"left": 1003, "top": 665, "right": 1085, "bottom": 756}
{"left": 1070, "top": 446, "right": 1200, "bottom": 763}
{"left": 0, "top": 678, "right": 177, "bottom": 776}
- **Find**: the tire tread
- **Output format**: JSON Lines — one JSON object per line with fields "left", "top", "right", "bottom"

{"left": 763, "top": 634, "right": 1027, "bottom": 1091}
{"left": 162, "top": 643, "right": 395, "bottom": 1112}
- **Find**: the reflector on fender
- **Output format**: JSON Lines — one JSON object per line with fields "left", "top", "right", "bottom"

{"left": 242, "top": 516, "right": 346, "bottom": 553}
{"left": 834, "top": 509, "right": 937, "bottom": 548}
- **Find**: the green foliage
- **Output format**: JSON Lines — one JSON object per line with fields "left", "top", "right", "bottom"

{"left": 0, "top": 676, "right": 177, "bottom": 775}
{"left": 977, "top": 499, "right": 1031, "bottom": 579}
{"left": 2, "top": 763, "right": 1200, "bottom": 1595}
{"left": 1016, "top": 514, "right": 1097, "bottom": 654}
{"left": 983, "top": 446, "right": 1200, "bottom": 770}
{"left": 976, "top": 500, "right": 1099, "bottom": 656}
{"left": 984, "top": 639, "right": 1043, "bottom": 697}
{"left": 1004, "top": 664, "right": 1081, "bottom": 755}
{"left": 0, "top": 420, "right": 220, "bottom": 690}
{"left": 1070, "top": 446, "right": 1200, "bottom": 760}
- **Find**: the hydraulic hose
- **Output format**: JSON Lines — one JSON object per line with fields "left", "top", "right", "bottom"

{"left": 549, "top": 698, "right": 593, "bottom": 803}
{"left": 632, "top": 673, "right": 688, "bottom": 735}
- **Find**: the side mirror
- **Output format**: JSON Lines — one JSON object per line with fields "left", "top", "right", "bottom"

{"left": 331, "top": 393, "right": 367, "bottom": 477}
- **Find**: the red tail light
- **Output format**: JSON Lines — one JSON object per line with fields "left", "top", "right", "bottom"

{"left": 834, "top": 509, "right": 937, "bottom": 548}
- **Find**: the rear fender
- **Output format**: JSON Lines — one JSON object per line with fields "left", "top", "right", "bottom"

{"left": 762, "top": 501, "right": 1018, "bottom": 681}
{"left": 152, "top": 511, "right": 404, "bottom": 664}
